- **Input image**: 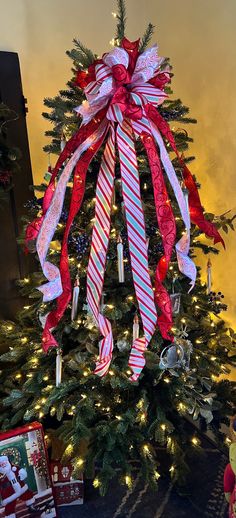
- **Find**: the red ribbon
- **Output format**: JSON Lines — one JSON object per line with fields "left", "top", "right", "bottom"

{"left": 42, "top": 134, "right": 106, "bottom": 352}
{"left": 142, "top": 132, "right": 175, "bottom": 340}
{"left": 145, "top": 105, "right": 225, "bottom": 248}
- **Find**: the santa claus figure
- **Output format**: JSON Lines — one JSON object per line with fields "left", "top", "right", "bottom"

{"left": 0, "top": 455, "right": 41, "bottom": 517}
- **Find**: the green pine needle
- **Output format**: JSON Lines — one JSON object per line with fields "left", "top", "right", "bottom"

{"left": 115, "top": 0, "right": 127, "bottom": 42}
{"left": 139, "top": 23, "right": 155, "bottom": 52}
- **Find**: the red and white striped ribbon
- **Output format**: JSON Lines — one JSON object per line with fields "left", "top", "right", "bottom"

{"left": 116, "top": 119, "right": 158, "bottom": 382}
{"left": 86, "top": 126, "right": 116, "bottom": 377}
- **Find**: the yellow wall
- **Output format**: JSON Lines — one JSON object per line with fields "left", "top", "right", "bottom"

{"left": 0, "top": 0, "right": 236, "bottom": 325}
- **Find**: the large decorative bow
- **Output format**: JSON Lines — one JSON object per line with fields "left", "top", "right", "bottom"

{"left": 26, "top": 37, "right": 224, "bottom": 382}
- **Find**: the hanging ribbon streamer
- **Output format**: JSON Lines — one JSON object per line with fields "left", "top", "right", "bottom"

{"left": 26, "top": 36, "right": 224, "bottom": 381}
{"left": 117, "top": 120, "right": 158, "bottom": 381}
{"left": 86, "top": 127, "right": 116, "bottom": 377}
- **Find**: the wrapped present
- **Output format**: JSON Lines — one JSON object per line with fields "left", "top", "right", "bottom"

{"left": 0, "top": 422, "right": 56, "bottom": 517}
{"left": 50, "top": 462, "right": 83, "bottom": 506}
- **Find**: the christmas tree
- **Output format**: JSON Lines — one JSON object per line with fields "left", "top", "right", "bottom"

{"left": 0, "top": 1, "right": 236, "bottom": 496}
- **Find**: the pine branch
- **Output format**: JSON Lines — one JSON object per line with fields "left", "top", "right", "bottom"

{"left": 115, "top": 0, "right": 126, "bottom": 42}
{"left": 139, "top": 23, "right": 155, "bottom": 52}
{"left": 71, "top": 39, "right": 95, "bottom": 66}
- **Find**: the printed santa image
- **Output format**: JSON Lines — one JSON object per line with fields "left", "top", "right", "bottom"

{"left": 0, "top": 424, "right": 56, "bottom": 518}
{"left": 0, "top": 455, "right": 42, "bottom": 517}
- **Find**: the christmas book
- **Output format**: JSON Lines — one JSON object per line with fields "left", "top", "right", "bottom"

{"left": 0, "top": 422, "right": 56, "bottom": 518}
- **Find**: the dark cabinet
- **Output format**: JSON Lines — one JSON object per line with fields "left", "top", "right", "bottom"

{"left": 0, "top": 51, "right": 35, "bottom": 319}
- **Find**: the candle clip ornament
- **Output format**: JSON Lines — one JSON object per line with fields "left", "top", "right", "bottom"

{"left": 71, "top": 275, "right": 80, "bottom": 321}
{"left": 60, "top": 132, "right": 66, "bottom": 152}
{"left": 117, "top": 234, "right": 124, "bottom": 283}
{"left": 133, "top": 314, "right": 140, "bottom": 341}
{"left": 44, "top": 154, "right": 52, "bottom": 183}
{"left": 170, "top": 277, "right": 181, "bottom": 315}
{"left": 56, "top": 348, "right": 63, "bottom": 387}
{"left": 207, "top": 258, "right": 212, "bottom": 295}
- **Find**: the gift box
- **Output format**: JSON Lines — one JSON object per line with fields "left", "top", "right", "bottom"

{"left": 50, "top": 462, "right": 84, "bottom": 506}
{"left": 0, "top": 422, "right": 57, "bottom": 517}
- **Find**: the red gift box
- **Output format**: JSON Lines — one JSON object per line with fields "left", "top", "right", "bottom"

{"left": 50, "top": 462, "right": 84, "bottom": 506}
{"left": 0, "top": 422, "right": 57, "bottom": 517}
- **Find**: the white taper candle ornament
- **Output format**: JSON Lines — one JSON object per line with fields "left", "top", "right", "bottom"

{"left": 56, "top": 349, "right": 62, "bottom": 387}
{"left": 207, "top": 258, "right": 212, "bottom": 294}
{"left": 182, "top": 186, "right": 189, "bottom": 212}
{"left": 133, "top": 314, "right": 139, "bottom": 341}
{"left": 117, "top": 234, "right": 124, "bottom": 283}
{"left": 71, "top": 276, "right": 80, "bottom": 321}
{"left": 112, "top": 184, "right": 116, "bottom": 207}
{"left": 44, "top": 154, "right": 52, "bottom": 183}
{"left": 60, "top": 132, "right": 66, "bottom": 151}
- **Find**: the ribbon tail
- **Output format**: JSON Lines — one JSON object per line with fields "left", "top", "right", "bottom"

{"left": 146, "top": 106, "right": 224, "bottom": 248}
{"left": 117, "top": 120, "right": 158, "bottom": 381}
{"left": 25, "top": 111, "right": 108, "bottom": 252}
{"left": 86, "top": 126, "right": 116, "bottom": 377}
{"left": 41, "top": 134, "right": 106, "bottom": 352}
{"left": 36, "top": 120, "right": 108, "bottom": 304}
{"left": 150, "top": 122, "right": 197, "bottom": 288}
{"left": 142, "top": 131, "right": 176, "bottom": 341}
{"left": 181, "top": 163, "right": 225, "bottom": 248}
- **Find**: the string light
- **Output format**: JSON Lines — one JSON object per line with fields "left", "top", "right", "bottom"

{"left": 111, "top": 11, "right": 117, "bottom": 17}
{"left": 109, "top": 370, "right": 114, "bottom": 376}
{"left": 24, "top": 277, "right": 30, "bottom": 283}
{"left": 75, "top": 458, "right": 84, "bottom": 468}
{"left": 154, "top": 470, "right": 161, "bottom": 480}
{"left": 169, "top": 465, "right": 175, "bottom": 473}
{"left": 125, "top": 475, "right": 132, "bottom": 487}
{"left": 143, "top": 444, "right": 150, "bottom": 454}
{"left": 21, "top": 337, "right": 28, "bottom": 344}
{"left": 93, "top": 478, "right": 100, "bottom": 488}
{"left": 140, "top": 413, "right": 146, "bottom": 423}
{"left": 65, "top": 444, "right": 73, "bottom": 455}
{"left": 15, "top": 373, "right": 22, "bottom": 380}
{"left": 160, "top": 424, "right": 166, "bottom": 431}
{"left": 191, "top": 437, "right": 200, "bottom": 446}
{"left": 164, "top": 377, "right": 170, "bottom": 384}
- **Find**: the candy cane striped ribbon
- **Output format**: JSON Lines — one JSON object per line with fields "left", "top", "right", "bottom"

{"left": 86, "top": 126, "right": 116, "bottom": 377}
{"left": 116, "top": 119, "right": 158, "bottom": 382}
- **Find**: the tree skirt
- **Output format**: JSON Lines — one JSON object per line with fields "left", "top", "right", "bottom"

{"left": 58, "top": 443, "right": 228, "bottom": 518}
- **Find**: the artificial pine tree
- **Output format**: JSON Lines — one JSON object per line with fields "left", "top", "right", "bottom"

{"left": 0, "top": 1, "right": 236, "bottom": 496}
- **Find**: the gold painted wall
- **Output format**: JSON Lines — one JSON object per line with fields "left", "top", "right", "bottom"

{"left": 0, "top": 0, "right": 236, "bottom": 326}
